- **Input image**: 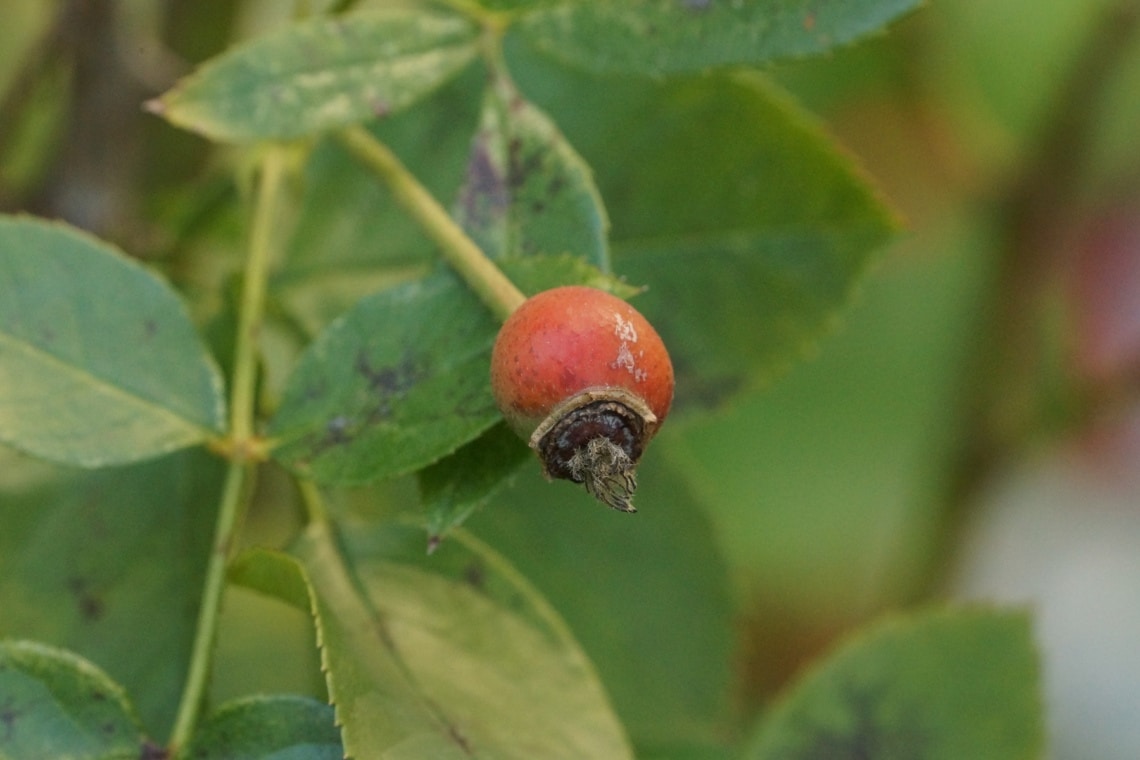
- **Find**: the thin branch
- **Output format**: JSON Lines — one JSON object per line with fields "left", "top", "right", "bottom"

{"left": 167, "top": 150, "right": 288, "bottom": 752}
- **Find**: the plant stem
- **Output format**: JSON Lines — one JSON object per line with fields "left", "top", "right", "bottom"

{"left": 296, "top": 477, "right": 330, "bottom": 527}
{"left": 168, "top": 149, "right": 287, "bottom": 751}
{"left": 167, "top": 459, "right": 247, "bottom": 752}
{"left": 230, "top": 150, "right": 286, "bottom": 446}
{"left": 337, "top": 124, "right": 526, "bottom": 321}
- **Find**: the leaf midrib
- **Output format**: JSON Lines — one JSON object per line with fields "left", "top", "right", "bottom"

{"left": 0, "top": 329, "right": 217, "bottom": 437}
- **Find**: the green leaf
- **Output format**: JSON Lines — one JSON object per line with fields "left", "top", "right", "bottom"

{"left": 468, "top": 451, "right": 735, "bottom": 751}
{"left": 509, "top": 62, "right": 900, "bottom": 410}
{"left": 185, "top": 695, "right": 342, "bottom": 760}
{"left": 514, "top": 0, "right": 922, "bottom": 76}
{"left": 267, "top": 270, "right": 501, "bottom": 485}
{"left": 234, "top": 520, "right": 633, "bottom": 759}
{"left": 232, "top": 544, "right": 458, "bottom": 758}
{"left": 418, "top": 421, "right": 531, "bottom": 545}
{"left": 0, "top": 640, "right": 145, "bottom": 759}
{"left": 226, "top": 546, "right": 312, "bottom": 614}
{"left": 0, "top": 449, "right": 223, "bottom": 738}
{"left": 0, "top": 216, "right": 225, "bottom": 467}
{"left": 746, "top": 608, "right": 1044, "bottom": 760}
{"left": 454, "top": 74, "right": 610, "bottom": 271}
{"left": 503, "top": 253, "right": 640, "bottom": 298}
{"left": 269, "top": 258, "right": 634, "bottom": 486}
{"left": 611, "top": 75, "right": 899, "bottom": 411}
{"left": 151, "top": 8, "right": 480, "bottom": 142}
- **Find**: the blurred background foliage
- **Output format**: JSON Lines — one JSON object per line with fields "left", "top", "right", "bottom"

{"left": 2, "top": 1, "right": 1139, "bottom": 758}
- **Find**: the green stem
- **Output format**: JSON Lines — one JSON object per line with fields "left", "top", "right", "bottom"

{"left": 230, "top": 150, "right": 286, "bottom": 444}
{"left": 296, "top": 477, "right": 330, "bottom": 527}
{"left": 337, "top": 125, "right": 526, "bottom": 321}
{"left": 168, "top": 149, "right": 287, "bottom": 752}
{"left": 167, "top": 459, "right": 247, "bottom": 752}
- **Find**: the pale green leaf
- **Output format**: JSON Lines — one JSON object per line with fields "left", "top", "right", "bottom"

{"left": 152, "top": 9, "right": 480, "bottom": 142}
{"left": 468, "top": 452, "right": 735, "bottom": 751}
{"left": 232, "top": 544, "right": 463, "bottom": 759}
{"left": 0, "top": 216, "right": 225, "bottom": 467}
{"left": 234, "top": 520, "right": 634, "bottom": 759}
{"left": 514, "top": 0, "right": 922, "bottom": 76}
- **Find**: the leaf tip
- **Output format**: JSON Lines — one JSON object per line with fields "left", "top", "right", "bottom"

{"left": 143, "top": 96, "right": 167, "bottom": 117}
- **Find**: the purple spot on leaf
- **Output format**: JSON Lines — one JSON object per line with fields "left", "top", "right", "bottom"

{"left": 459, "top": 136, "right": 509, "bottom": 231}
{"left": 462, "top": 561, "right": 485, "bottom": 589}
{"left": 324, "top": 416, "right": 352, "bottom": 445}
{"left": 1, "top": 700, "right": 20, "bottom": 741}
{"left": 67, "top": 577, "right": 106, "bottom": 622}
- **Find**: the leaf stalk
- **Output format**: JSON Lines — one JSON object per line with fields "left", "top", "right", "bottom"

{"left": 168, "top": 148, "right": 288, "bottom": 752}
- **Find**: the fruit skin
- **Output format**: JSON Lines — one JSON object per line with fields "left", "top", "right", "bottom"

{"left": 490, "top": 285, "right": 674, "bottom": 511}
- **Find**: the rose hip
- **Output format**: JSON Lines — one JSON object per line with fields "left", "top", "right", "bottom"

{"left": 490, "top": 286, "right": 674, "bottom": 511}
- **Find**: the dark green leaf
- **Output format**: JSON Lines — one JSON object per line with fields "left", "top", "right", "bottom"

{"left": 234, "top": 520, "right": 634, "bottom": 759}
{"left": 468, "top": 451, "right": 735, "bottom": 751}
{"left": 418, "top": 421, "right": 531, "bottom": 545}
{"left": 663, "top": 251, "right": 991, "bottom": 610}
{"left": 0, "top": 448, "right": 223, "bottom": 738}
{"left": 502, "top": 254, "right": 640, "bottom": 298}
{"left": 610, "top": 75, "right": 899, "bottom": 411}
{"left": 0, "top": 217, "right": 226, "bottom": 466}
{"left": 0, "top": 640, "right": 144, "bottom": 759}
{"left": 152, "top": 9, "right": 480, "bottom": 142}
{"left": 267, "top": 270, "right": 501, "bottom": 485}
{"left": 454, "top": 74, "right": 610, "bottom": 271}
{"left": 509, "top": 62, "right": 900, "bottom": 410}
{"left": 746, "top": 608, "right": 1043, "bottom": 760}
{"left": 514, "top": 0, "right": 922, "bottom": 76}
{"left": 185, "top": 695, "right": 342, "bottom": 760}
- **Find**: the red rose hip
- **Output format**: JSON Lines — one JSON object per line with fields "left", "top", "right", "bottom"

{"left": 490, "top": 285, "right": 674, "bottom": 512}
